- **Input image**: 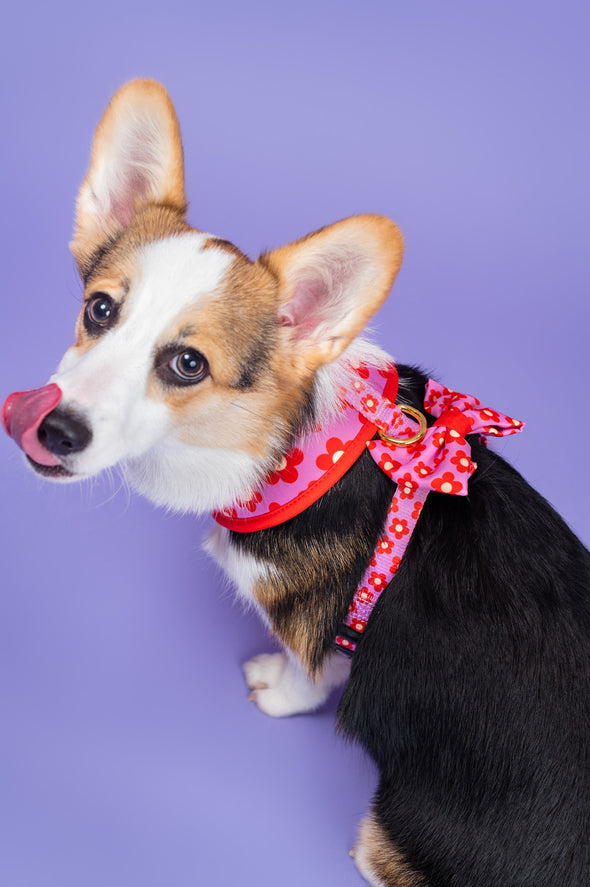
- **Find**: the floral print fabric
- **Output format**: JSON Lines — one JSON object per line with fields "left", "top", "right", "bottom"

{"left": 335, "top": 379, "right": 524, "bottom": 653}
{"left": 211, "top": 361, "right": 523, "bottom": 655}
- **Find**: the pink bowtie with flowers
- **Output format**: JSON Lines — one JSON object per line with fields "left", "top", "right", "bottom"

{"left": 335, "top": 376, "right": 524, "bottom": 654}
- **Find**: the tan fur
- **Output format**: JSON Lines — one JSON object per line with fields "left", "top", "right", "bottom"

{"left": 73, "top": 205, "right": 190, "bottom": 351}
{"left": 252, "top": 524, "right": 373, "bottom": 673}
{"left": 261, "top": 215, "right": 404, "bottom": 370}
{"left": 356, "top": 812, "right": 428, "bottom": 887}
{"left": 71, "top": 80, "right": 186, "bottom": 274}
{"left": 145, "top": 255, "right": 312, "bottom": 461}
{"left": 69, "top": 203, "right": 316, "bottom": 468}
{"left": 202, "top": 236, "right": 247, "bottom": 260}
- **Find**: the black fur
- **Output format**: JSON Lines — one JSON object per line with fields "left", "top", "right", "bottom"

{"left": 81, "top": 232, "right": 122, "bottom": 284}
{"left": 230, "top": 441, "right": 394, "bottom": 672}
{"left": 233, "top": 363, "right": 590, "bottom": 885}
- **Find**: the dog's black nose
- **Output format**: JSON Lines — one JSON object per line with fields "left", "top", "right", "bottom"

{"left": 37, "top": 407, "right": 92, "bottom": 456}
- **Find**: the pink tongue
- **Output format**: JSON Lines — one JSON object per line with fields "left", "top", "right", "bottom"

{"left": 2, "top": 384, "right": 63, "bottom": 466}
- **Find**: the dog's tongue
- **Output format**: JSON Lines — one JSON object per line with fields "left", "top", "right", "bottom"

{"left": 2, "top": 384, "right": 63, "bottom": 466}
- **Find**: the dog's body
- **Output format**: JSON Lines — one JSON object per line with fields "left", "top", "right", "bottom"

{"left": 3, "top": 81, "right": 590, "bottom": 885}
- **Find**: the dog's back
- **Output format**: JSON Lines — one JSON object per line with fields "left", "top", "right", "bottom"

{"left": 337, "top": 365, "right": 590, "bottom": 885}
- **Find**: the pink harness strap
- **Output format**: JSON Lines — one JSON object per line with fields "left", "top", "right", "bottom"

{"left": 334, "top": 380, "right": 524, "bottom": 654}
{"left": 211, "top": 362, "right": 523, "bottom": 656}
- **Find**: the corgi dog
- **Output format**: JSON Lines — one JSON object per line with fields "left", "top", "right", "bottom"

{"left": 3, "top": 80, "right": 590, "bottom": 887}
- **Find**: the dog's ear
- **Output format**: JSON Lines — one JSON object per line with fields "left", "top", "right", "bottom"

{"left": 71, "top": 79, "right": 185, "bottom": 274}
{"left": 261, "top": 215, "right": 403, "bottom": 371}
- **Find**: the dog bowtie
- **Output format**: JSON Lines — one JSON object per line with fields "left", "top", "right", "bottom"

{"left": 335, "top": 377, "right": 524, "bottom": 654}
{"left": 344, "top": 378, "right": 524, "bottom": 499}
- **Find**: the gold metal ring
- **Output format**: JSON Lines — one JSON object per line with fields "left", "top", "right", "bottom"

{"left": 378, "top": 405, "right": 427, "bottom": 447}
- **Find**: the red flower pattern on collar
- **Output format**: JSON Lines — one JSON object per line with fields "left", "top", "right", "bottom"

{"left": 210, "top": 361, "right": 523, "bottom": 657}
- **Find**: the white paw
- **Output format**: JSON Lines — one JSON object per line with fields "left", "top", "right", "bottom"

{"left": 243, "top": 652, "right": 287, "bottom": 691}
{"left": 243, "top": 650, "right": 351, "bottom": 718}
{"left": 247, "top": 684, "right": 307, "bottom": 718}
{"left": 243, "top": 653, "right": 297, "bottom": 717}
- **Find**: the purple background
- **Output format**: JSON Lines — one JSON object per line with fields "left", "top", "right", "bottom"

{"left": 1, "top": 2, "right": 588, "bottom": 884}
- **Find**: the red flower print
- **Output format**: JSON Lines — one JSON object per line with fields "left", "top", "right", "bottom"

{"left": 390, "top": 555, "right": 402, "bottom": 572}
{"left": 478, "top": 407, "right": 502, "bottom": 425}
{"left": 389, "top": 517, "right": 410, "bottom": 540}
{"left": 350, "top": 378, "right": 366, "bottom": 394}
{"left": 444, "top": 390, "right": 480, "bottom": 412}
{"left": 432, "top": 430, "right": 447, "bottom": 450}
{"left": 376, "top": 451, "right": 402, "bottom": 476}
{"left": 398, "top": 472, "right": 417, "bottom": 499}
{"left": 425, "top": 387, "right": 442, "bottom": 410}
{"left": 411, "top": 500, "right": 424, "bottom": 521}
{"left": 373, "top": 417, "right": 392, "bottom": 435}
{"left": 433, "top": 447, "right": 450, "bottom": 468}
{"left": 266, "top": 447, "right": 304, "bottom": 485}
{"left": 360, "top": 394, "right": 379, "bottom": 414}
{"left": 413, "top": 460, "right": 433, "bottom": 479}
{"left": 376, "top": 537, "right": 394, "bottom": 556}
{"left": 355, "top": 363, "right": 370, "bottom": 379}
{"left": 316, "top": 437, "right": 348, "bottom": 471}
{"left": 371, "top": 430, "right": 400, "bottom": 450}
{"left": 483, "top": 425, "right": 501, "bottom": 436}
{"left": 368, "top": 571, "right": 387, "bottom": 590}
{"left": 358, "top": 587, "right": 374, "bottom": 604}
{"left": 351, "top": 618, "right": 367, "bottom": 633}
{"left": 405, "top": 440, "right": 427, "bottom": 458}
{"left": 450, "top": 449, "right": 473, "bottom": 474}
{"left": 241, "top": 490, "right": 263, "bottom": 512}
{"left": 443, "top": 409, "right": 474, "bottom": 437}
{"left": 432, "top": 472, "right": 463, "bottom": 495}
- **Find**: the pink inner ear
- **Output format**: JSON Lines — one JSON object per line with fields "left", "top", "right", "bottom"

{"left": 279, "top": 278, "right": 332, "bottom": 340}
{"left": 96, "top": 118, "right": 165, "bottom": 229}
{"left": 108, "top": 168, "right": 150, "bottom": 227}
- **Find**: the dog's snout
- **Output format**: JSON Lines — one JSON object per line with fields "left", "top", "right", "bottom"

{"left": 38, "top": 407, "right": 92, "bottom": 456}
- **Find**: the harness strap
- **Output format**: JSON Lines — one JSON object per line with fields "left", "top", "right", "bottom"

{"left": 334, "top": 380, "right": 524, "bottom": 655}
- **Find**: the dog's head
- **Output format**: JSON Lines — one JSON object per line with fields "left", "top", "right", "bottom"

{"left": 3, "top": 80, "right": 404, "bottom": 513}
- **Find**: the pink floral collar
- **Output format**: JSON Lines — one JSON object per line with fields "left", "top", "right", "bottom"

{"left": 212, "top": 362, "right": 524, "bottom": 656}
{"left": 213, "top": 362, "right": 399, "bottom": 532}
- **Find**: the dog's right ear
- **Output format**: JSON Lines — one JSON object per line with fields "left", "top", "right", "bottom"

{"left": 71, "top": 79, "right": 186, "bottom": 275}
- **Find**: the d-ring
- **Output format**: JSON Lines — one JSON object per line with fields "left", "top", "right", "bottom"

{"left": 378, "top": 405, "right": 427, "bottom": 447}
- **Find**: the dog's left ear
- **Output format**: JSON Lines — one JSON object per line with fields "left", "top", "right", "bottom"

{"left": 261, "top": 215, "right": 404, "bottom": 371}
{"left": 71, "top": 79, "right": 186, "bottom": 275}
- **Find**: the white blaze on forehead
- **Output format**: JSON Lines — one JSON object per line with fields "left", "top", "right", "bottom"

{"left": 50, "top": 232, "right": 234, "bottom": 476}
{"left": 58, "top": 231, "right": 233, "bottom": 386}
{"left": 128, "top": 231, "right": 234, "bottom": 329}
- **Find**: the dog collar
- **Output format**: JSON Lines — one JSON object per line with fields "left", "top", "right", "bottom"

{"left": 212, "top": 362, "right": 524, "bottom": 655}
{"left": 213, "top": 362, "right": 400, "bottom": 532}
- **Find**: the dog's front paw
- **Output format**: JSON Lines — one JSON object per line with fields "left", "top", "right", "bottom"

{"left": 243, "top": 653, "right": 297, "bottom": 717}
{"left": 242, "top": 650, "right": 349, "bottom": 717}
{"left": 243, "top": 652, "right": 287, "bottom": 692}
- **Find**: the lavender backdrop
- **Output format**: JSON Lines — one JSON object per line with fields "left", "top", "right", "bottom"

{"left": 1, "top": 2, "right": 588, "bottom": 885}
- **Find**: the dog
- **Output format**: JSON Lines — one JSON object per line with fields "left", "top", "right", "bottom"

{"left": 3, "top": 80, "right": 590, "bottom": 886}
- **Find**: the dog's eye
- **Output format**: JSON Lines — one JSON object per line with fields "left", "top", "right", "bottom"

{"left": 85, "top": 293, "right": 114, "bottom": 328}
{"left": 169, "top": 349, "right": 209, "bottom": 383}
